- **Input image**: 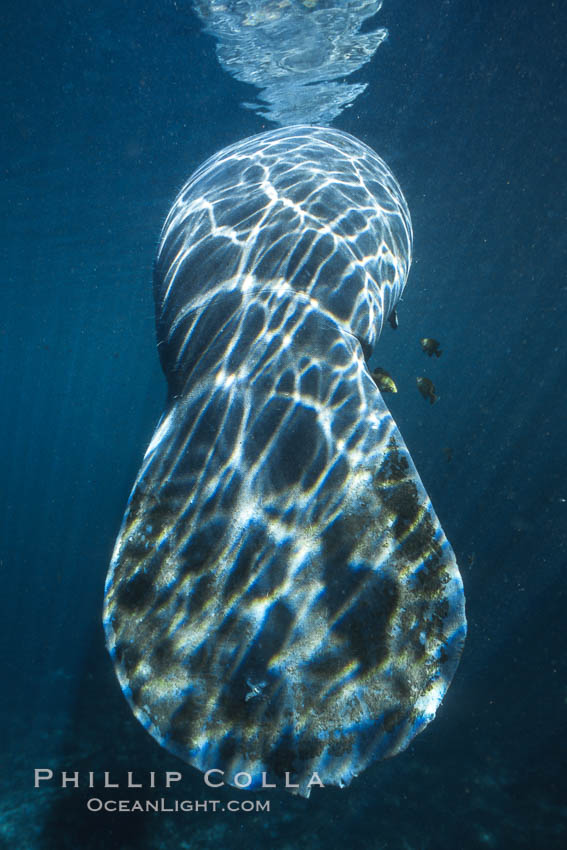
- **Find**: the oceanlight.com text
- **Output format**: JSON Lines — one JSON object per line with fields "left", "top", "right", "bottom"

{"left": 86, "top": 798, "right": 270, "bottom": 813}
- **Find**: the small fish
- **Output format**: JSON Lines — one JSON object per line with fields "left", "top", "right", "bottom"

{"left": 388, "top": 308, "right": 399, "bottom": 330}
{"left": 443, "top": 446, "right": 453, "bottom": 463}
{"left": 245, "top": 678, "right": 267, "bottom": 702}
{"left": 371, "top": 367, "right": 397, "bottom": 393}
{"left": 417, "top": 376, "right": 438, "bottom": 404}
{"left": 420, "top": 338, "right": 442, "bottom": 357}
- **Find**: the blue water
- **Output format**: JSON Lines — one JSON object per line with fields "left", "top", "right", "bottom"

{"left": 1, "top": 0, "right": 566, "bottom": 847}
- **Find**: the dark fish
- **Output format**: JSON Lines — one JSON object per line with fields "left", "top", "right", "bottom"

{"left": 371, "top": 367, "right": 397, "bottom": 393}
{"left": 417, "top": 376, "right": 439, "bottom": 404}
{"left": 421, "top": 337, "right": 442, "bottom": 357}
{"left": 104, "top": 126, "right": 466, "bottom": 798}
{"left": 388, "top": 308, "right": 399, "bottom": 330}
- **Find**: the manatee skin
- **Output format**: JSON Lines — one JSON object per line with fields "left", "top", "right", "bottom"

{"left": 103, "top": 126, "right": 466, "bottom": 797}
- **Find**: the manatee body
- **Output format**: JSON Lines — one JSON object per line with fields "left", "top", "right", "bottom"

{"left": 103, "top": 126, "right": 466, "bottom": 796}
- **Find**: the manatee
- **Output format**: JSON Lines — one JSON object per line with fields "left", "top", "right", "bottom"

{"left": 103, "top": 126, "right": 466, "bottom": 796}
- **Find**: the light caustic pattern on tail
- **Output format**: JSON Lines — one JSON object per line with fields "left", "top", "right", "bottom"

{"left": 103, "top": 126, "right": 466, "bottom": 797}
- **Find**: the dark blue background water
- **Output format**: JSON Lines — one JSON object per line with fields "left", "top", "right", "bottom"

{"left": 1, "top": 1, "right": 566, "bottom": 847}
